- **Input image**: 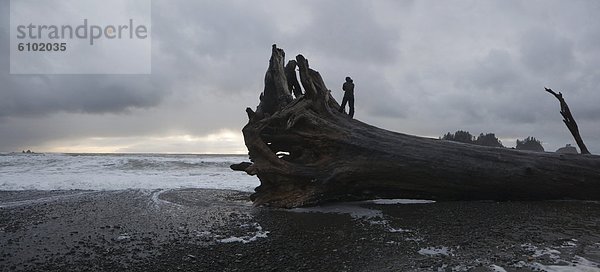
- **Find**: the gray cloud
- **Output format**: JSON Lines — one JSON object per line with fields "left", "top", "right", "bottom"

{"left": 0, "top": 75, "right": 165, "bottom": 118}
{"left": 1, "top": 0, "right": 600, "bottom": 153}
{"left": 292, "top": 0, "right": 402, "bottom": 64}
{"left": 519, "top": 29, "right": 576, "bottom": 77}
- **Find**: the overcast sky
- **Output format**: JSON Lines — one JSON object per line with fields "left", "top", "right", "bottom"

{"left": 1, "top": 0, "right": 600, "bottom": 154}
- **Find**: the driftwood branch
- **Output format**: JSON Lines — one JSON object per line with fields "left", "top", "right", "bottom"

{"left": 544, "top": 87, "right": 590, "bottom": 155}
{"left": 231, "top": 45, "right": 600, "bottom": 208}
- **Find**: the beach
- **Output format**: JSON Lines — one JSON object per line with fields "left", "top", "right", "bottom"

{"left": 1, "top": 188, "right": 600, "bottom": 271}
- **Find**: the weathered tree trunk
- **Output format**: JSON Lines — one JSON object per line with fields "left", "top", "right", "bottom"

{"left": 232, "top": 45, "right": 600, "bottom": 208}
{"left": 544, "top": 87, "right": 591, "bottom": 155}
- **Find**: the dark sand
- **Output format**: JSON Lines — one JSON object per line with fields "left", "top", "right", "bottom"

{"left": 1, "top": 189, "right": 599, "bottom": 271}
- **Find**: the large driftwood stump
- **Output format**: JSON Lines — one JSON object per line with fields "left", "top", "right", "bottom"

{"left": 232, "top": 45, "right": 600, "bottom": 208}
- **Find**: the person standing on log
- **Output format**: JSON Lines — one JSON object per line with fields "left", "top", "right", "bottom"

{"left": 285, "top": 60, "right": 303, "bottom": 98}
{"left": 339, "top": 76, "right": 355, "bottom": 118}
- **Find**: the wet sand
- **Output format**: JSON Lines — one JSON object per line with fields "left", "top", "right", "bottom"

{"left": 1, "top": 189, "right": 599, "bottom": 271}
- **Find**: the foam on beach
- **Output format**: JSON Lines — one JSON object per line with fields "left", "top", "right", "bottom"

{"left": 418, "top": 246, "right": 453, "bottom": 257}
{"left": 218, "top": 223, "right": 269, "bottom": 244}
{"left": 289, "top": 198, "right": 436, "bottom": 219}
{"left": 490, "top": 264, "right": 508, "bottom": 272}
{"left": 514, "top": 243, "right": 600, "bottom": 271}
{"left": 530, "top": 256, "right": 600, "bottom": 272}
{"left": 364, "top": 199, "right": 436, "bottom": 205}
{"left": 290, "top": 203, "right": 383, "bottom": 219}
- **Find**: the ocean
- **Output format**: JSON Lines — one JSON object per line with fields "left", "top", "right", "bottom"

{"left": 0, "top": 152, "right": 259, "bottom": 192}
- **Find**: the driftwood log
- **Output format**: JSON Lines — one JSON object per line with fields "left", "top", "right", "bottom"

{"left": 232, "top": 45, "right": 600, "bottom": 208}
{"left": 544, "top": 87, "right": 591, "bottom": 155}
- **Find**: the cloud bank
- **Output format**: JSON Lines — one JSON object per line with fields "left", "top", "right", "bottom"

{"left": 1, "top": 0, "right": 599, "bottom": 153}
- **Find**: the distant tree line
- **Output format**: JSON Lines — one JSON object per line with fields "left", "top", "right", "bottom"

{"left": 516, "top": 136, "right": 544, "bottom": 152}
{"left": 441, "top": 130, "right": 544, "bottom": 152}
{"left": 441, "top": 130, "right": 503, "bottom": 147}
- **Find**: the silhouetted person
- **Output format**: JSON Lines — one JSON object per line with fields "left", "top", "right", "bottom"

{"left": 285, "top": 60, "right": 303, "bottom": 98}
{"left": 339, "top": 76, "right": 355, "bottom": 118}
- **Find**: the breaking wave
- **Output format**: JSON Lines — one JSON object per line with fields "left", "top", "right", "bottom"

{"left": 0, "top": 153, "right": 258, "bottom": 192}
